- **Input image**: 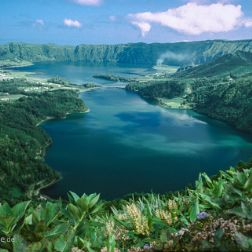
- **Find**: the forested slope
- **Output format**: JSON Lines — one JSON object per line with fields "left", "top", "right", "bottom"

{"left": 0, "top": 79, "right": 87, "bottom": 202}
{"left": 176, "top": 51, "right": 252, "bottom": 77}
{"left": 0, "top": 40, "right": 252, "bottom": 66}
{"left": 126, "top": 51, "right": 252, "bottom": 133}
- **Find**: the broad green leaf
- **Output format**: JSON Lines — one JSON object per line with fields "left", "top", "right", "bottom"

{"left": 228, "top": 202, "right": 252, "bottom": 220}
{"left": 91, "top": 203, "right": 103, "bottom": 215}
{"left": 215, "top": 228, "right": 224, "bottom": 241}
{"left": 54, "top": 236, "right": 67, "bottom": 252}
{"left": 13, "top": 234, "right": 27, "bottom": 252}
{"left": 180, "top": 214, "right": 190, "bottom": 226}
{"left": 244, "top": 169, "right": 252, "bottom": 191}
{"left": 107, "top": 235, "right": 116, "bottom": 252}
{"left": 160, "top": 230, "right": 168, "bottom": 243}
{"left": 241, "top": 201, "right": 252, "bottom": 220}
{"left": 44, "top": 223, "right": 69, "bottom": 238}
{"left": 68, "top": 191, "right": 80, "bottom": 203}
{"left": 12, "top": 201, "right": 30, "bottom": 229}
{"left": 54, "top": 230, "right": 75, "bottom": 252}
{"left": 235, "top": 232, "right": 252, "bottom": 250}
{"left": 12, "top": 201, "right": 30, "bottom": 219}
{"left": 199, "top": 193, "right": 221, "bottom": 209}
{"left": 202, "top": 173, "right": 212, "bottom": 187}
{"left": 67, "top": 203, "right": 81, "bottom": 223}
{"left": 189, "top": 196, "right": 200, "bottom": 222}
{"left": 25, "top": 214, "right": 33, "bottom": 225}
{"left": 79, "top": 239, "right": 95, "bottom": 252}
{"left": 28, "top": 241, "right": 43, "bottom": 251}
{"left": 0, "top": 203, "right": 11, "bottom": 217}
{"left": 213, "top": 180, "right": 225, "bottom": 197}
{"left": 89, "top": 194, "right": 100, "bottom": 209}
{"left": 77, "top": 196, "right": 90, "bottom": 212}
{"left": 236, "top": 172, "right": 247, "bottom": 186}
{"left": 44, "top": 202, "right": 61, "bottom": 226}
{"left": 195, "top": 174, "right": 204, "bottom": 193}
{"left": 0, "top": 201, "right": 30, "bottom": 235}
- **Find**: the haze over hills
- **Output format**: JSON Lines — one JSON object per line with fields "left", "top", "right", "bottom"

{"left": 0, "top": 39, "right": 252, "bottom": 66}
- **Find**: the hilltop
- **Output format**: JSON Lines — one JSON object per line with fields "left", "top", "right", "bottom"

{"left": 0, "top": 40, "right": 252, "bottom": 66}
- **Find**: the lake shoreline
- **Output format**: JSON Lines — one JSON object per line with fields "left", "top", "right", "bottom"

{"left": 36, "top": 107, "right": 91, "bottom": 127}
{"left": 6, "top": 62, "right": 252, "bottom": 200}
{"left": 34, "top": 95, "right": 90, "bottom": 197}
{"left": 0, "top": 62, "right": 97, "bottom": 199}
{"left": 42, "top": 86, "right": 252, "bottom": 199}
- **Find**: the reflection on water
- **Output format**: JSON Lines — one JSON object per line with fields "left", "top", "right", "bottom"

{"left": 43, "top": 88, "right": 252, "bottom": 199}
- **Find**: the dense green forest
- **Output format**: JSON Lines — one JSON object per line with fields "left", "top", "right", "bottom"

{"left": 0, "top": 40, "right": 252, "bottom": 66}
{"left": 175, "top": 51, "right": 252, "bottom": 78}
{"left": 0, "top": 78, "right": 87, "bottom": 203}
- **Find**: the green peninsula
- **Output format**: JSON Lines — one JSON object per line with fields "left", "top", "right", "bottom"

{"left": 0, "top": 77, "right": 88, "bottom": 202}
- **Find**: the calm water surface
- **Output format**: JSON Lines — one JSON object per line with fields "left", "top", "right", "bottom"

{"left": 17, "top": 63, "right": 252, "bottom": 199}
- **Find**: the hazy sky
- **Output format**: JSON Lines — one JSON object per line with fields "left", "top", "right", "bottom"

{"left": 0, "top": 0, "right": 252, "bottom": 44}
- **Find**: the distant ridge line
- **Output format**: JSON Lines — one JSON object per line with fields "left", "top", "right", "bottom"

{"left": 1, "top": 39, "right": 252, "bottom": 66}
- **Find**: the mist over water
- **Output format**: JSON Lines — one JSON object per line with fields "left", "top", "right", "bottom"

{"left": 17, "top": 63, "right": 252, "bottom": 199}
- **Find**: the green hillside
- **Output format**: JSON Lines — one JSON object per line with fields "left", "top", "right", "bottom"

{"left": 0, "top": 78, "right": 87, "bottom": 203}
{"left": 0, "top": 40, "right": 252, "bottom": 66}
{"left": 187, "top": 75, "right": 252, "bottom": 133}
{"left": 176, "top": 51, "right": 252, "bottom": 78}
{"left": 126, "top": 51, "right": 252, "bottom": 133}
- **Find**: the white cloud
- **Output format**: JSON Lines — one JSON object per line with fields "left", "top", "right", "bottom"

{"left": 34, "top": 19, "right": 44, "bottom": 26}
{"left": 244, "top": 20, "right": 252, "bottom": 28}
{"left": 64, "top": 18, "right": 82, "bottom": 28}
{"left": 71, "top": 0, "right": 102, "bottom": 6}
{"left": 129, "top": 2, "right": 251, "bottom": 36}
{"left": 131, "top": 21, "right": 151, "bottom": 37}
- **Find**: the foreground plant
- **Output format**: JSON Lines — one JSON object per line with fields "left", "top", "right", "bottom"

{"left": 0, "top": 161, "right": 251, "bottom": 251}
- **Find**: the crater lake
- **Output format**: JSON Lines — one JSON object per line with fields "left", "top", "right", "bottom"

{"left": 16, "top": 62, "right": 252, "bottom": 199}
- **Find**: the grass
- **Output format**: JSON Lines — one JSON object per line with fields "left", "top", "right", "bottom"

{"left": 0, "top": 94, "right": 25, "bottom": 102}
{"left": 0, "top": 59, "right": 33, "bottom": 68}
{"left": 153, "top": 64, "right": 179, "bottom": 74}
{"left": 156, "top": 97, "right": 191, "bottom": 109}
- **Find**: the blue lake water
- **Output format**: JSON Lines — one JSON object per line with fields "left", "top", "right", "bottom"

{"left": 17, "top": 63, "right": 252, "bottom": 199}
